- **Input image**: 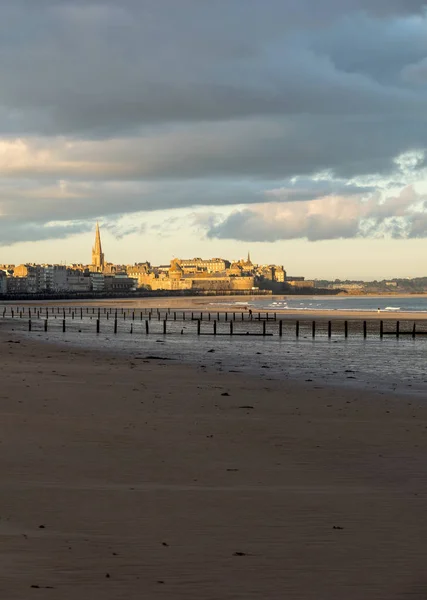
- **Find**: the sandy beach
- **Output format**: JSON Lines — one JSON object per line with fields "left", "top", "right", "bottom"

{"left": 0, "top": 328, "right": 426, "bottom": 599}
{"left": 4, "top": 294, "right": 427, "bottom": 320}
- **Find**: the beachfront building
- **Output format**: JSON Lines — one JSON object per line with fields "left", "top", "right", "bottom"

{"left": 0, "top": 270, "right": 6, "bottom": 294}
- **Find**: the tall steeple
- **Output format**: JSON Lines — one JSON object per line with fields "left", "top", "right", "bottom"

{"left": 92, "top": 222, "right": 105, "bottom": 271}
{"left": 247, "top": 251, "right": 252, "bottom": 264}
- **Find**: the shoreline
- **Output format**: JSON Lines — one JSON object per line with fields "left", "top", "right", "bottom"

{"left": 2, "top": 295, "right": 427, "bottom": 319}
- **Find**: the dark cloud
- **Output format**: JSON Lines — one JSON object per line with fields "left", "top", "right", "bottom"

{"left": 1, "top": 0, "right": 427, "bottom": 244}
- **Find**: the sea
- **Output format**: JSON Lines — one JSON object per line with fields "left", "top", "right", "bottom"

{"left": 210, "top": 295, "right": 427, "bottom": 313}
{"left": 3, "top": 295, "right": 427, "bottom": 399}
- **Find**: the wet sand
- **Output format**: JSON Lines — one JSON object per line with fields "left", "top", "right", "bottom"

{"left": 3, "top": 295, "right": 427, "bottom": 320}
{"left": 0, "top": 330, "right": 426, "bottom": 598}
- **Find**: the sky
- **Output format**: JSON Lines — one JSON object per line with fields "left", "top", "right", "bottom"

{"left": 1, "top": 0, "right": 427, "bottom": 279}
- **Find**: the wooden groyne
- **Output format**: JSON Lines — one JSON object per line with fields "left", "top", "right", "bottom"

{"left": 1, "top": 306, "right": 426, "bottom": 339}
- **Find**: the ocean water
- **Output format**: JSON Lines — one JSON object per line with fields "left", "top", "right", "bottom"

{"left": 214, "top": 295, "right": 427, "bottom": 313}
{"left": 4, "top": 311, "right": 427, "bottom": 399}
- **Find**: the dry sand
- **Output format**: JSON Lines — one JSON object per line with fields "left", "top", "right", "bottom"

{"left": 0, "top": 329, "right": 426, "bottom": 599}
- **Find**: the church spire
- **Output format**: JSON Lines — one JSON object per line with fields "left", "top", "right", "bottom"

{"left": 247, "top": 251, "right": 251, "bottom": 264}
{"left": 92, "top": 222, "right": 105, "bottom": 271}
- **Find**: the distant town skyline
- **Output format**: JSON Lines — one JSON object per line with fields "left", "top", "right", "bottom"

{"left": 1, "top": 1, "right": 427, "bottom": 280}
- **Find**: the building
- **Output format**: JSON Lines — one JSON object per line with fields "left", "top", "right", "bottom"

{"left": 177, "top": 258, "right": 230, "bottom": 274}
{"left": 91, "top": 222, "right": 105, "bottom": 272}
{"left": 42, "top": 265, "right": 68, "bottom": 292}
{"left": 0, "top": 271, "right": 7, "bottom": 294}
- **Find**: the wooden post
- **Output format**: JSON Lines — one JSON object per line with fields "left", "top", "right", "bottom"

{"left": 312, "top": 321, "right": 316, "bottom": 338}
{"left": 233, "top": 312, "right": 236, "bottom": 320}
{"left": 197, "top": 320, "right": 201, "bottom": 335}
{"left": 230, "top": 321, "right": 233, "bottom": 335}
{"left": 148, "top": 312, "right": 152, "bottom": 320}
{"left": 158, "top": 311, "right": 160, "bottom": 321}
{"left": 183, "top": 312, "right": 185, "bottom": 321}
{"left": 296, "top": 320, "right": 299, "bottom": 337}
{"left": 200, "top": 312, "right": 203, "bottom": 321}
{"left": 208, "top": 313, "right": 211, "bottom": 321}
{"left": 258, "top": 312, "right": 261, "bottom": 321}
{"left": 44, "top": 319, "right": 48, "bottom": 332}
{"left": 72, "top": 312, "right": 74, "bottom": 320}
{"left": 130, "top": 324, "right": 133, "bottom": 334}
{"left": 396, "top": 321, "right": 400, "bottom": 338}
{"left": 163, "top": 320, "right": 167, "bottom": 334}
{"left": 28, "top": 319, "right": 32, "bottom": 331}
{"left": 213, "top": 320, "right": 217, "bottom": 335}
{"left": 132, "top": 311, "right": 135, "bottom": 321}
{"left": 279, "top": 320, "right": 283, "bottom": 337}
{"left": 191, "top": 312, "right": 194, "bottom": 320}
{"left": 274, "top": 312, "right": 277, "bottom": 321}
{"left": 62, "top": 319, "right": 66, "bottom": 333}
{"left": 380, "top": 320, "right": 383, "bottom": 339}
{"left": 241, "top": 312, "right": 244, "bottom": 321}
{"left": 145, "top": 320, "right": 149, "bottom": 335}
{"left": 174, "top": 312, "right": 176, "bottom": 321}
{"left": 96, "top": 319, "right": 100, "bottom": 334}
{"left": 328, "top": 321, "right": 332, "bottom": 338}
{"left": 124, "top": 312, "right": 126, "bottom": 320}
{"left": 263, "top": 320, "right": 266, "bottom": 336}
{"left": 344, "top": 321, "right": 348, "bottom": 338}
{"left": 106, "top": 312, "right": 109, "bottom": 320}
{"left": 225, "top": 312, "right": 228, "bottom": 321}
{"left": 217, "top": 312, "right": 220, "bottom": 321}
{"left": 363, "top": 321, "right": 367, "bottom": 338}
{"left": 114, "top": 318, "right": 118, "bottom": 334}
{"left": 412, "top": 322, "right": 416, "bottom": 338}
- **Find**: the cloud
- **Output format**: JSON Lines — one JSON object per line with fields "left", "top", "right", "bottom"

{"left": 1, "top": 1, "right": 427, "bottom": 245}
{"left": 204, "top": 186, "right": 427, "bottom": 241}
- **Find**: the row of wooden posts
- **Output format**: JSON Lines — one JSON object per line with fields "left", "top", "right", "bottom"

{"left": 22, "top": 317, "right": 424, "bottom": 338}
{"left": 3, "top": 307, "right": 276, "bottom": 322}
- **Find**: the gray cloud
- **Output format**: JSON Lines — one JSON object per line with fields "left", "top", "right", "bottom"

{"left": 205, "top": 186, "right": 427, "bottom": 242}
{"left": 1, "top": 0, "right": 427, "bottom": 244}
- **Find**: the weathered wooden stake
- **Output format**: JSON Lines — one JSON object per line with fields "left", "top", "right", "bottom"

{"left": 396, "top": 321, "right": 400, "bottom": 338}
{"left": 328, "top": 321, "right": 332, "bottom": 338}
{"left": 363, "top": 321, "right": 367, "bottom": 338}
{"left": 263, "top": 320, "right": 266, "bottom": 336}
{"left": 96, "top": 319, "right": 100, "bottom": 333}
{"left": 312, "top": 321, "right": 316, "bottom": 338}
{"left": 145, "top": 320, "right": 149, "bottom": 335}
{"left": 296, "top": 320, "right": 299, "bottom": 337}
{"left": 213, "top": 321, "right": 217, "bottom": 335}
{"left": 279, "top": 320, "right": 283, "bottom": 337}
{"left": 344, "top": 321, "right": 348, "bottom": 338}
{"left": 197, "top": 320, "right": 201, "bottom": 335}
{"left": 44, "top": 319, "right": 48, "bottom": 332}
{"left": 62, "top": 319, "right": 66, "bottom": 333}
{"left": 28, "top": 319, "right": 31, "bottom": 331}
{"left": 114, "top": 319, "right": 118, "bottom": 334}
{"left": 380, "top": 320, "right": 383, "bottom": 338}
{"left": 230, "top": 321, "right": 233, "bottom": 335}
{"left": 163, "top": 320, "right": 167, "bottom": 334}
{"left": 412, "top": 322, "right": 416, "bottom": 338}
